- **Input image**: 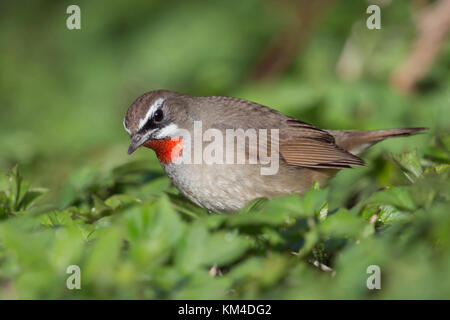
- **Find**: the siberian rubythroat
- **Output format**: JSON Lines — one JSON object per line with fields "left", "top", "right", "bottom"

{"left": 124, "top": 90, "right": 425, "bottom": 212}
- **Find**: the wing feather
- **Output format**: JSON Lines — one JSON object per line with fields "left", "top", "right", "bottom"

{"left": 280, "top": 119, "right": 365, "bottom": 169}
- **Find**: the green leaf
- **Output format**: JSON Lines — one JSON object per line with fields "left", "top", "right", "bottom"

{"left": 132, "top": 177, "right": 170, "bottom": 199}
{"left": 366, "top": 186, "right": 416, "bottom": 211}
{"left": 104, "top": 194, "right": 140, "bottom": 210}
{"left": 171, "top": 271, "right": 230, "bottom": 300}
{"left": 50, "top": 226, "right": 86, "bottom": 270}
{"left": 239, "top": 197, "right": 268, "bottom": 214}
{"left": 299, "top": 188, "right": 329, "bottom": 218}
{"left": 227, "top": 257, "right": 265, "bottom": 282}
{"left": 19, "top": 188, "right": 48, "bottom": 210}
{"left": 201, "top": 231, "right": 250, "bottom": 267}
{"left": 91, "top": 195, "right": 113, "bottom": 220}
{"left": 296, "top": 229, "right": 319, "bottom": 258}
{"left": 124, "top": 195, "right": 185, "bottom": 267}
{"left": 41, "top": 210, "right": 76, "bottom": 227}
{"left": 392, "top": 150, "right": 423, "bottom": 182}
{"left": 0, "top": 191, "right": 10, "bottom": 219}
{"left": 174, "top": 222, "right": 209, "bottom": 271}
{"left": 167, "top": 192, "right": 208, "bottom": 219}
{"left": 228, "top": 207, "right": 290, "bottom": 227}
{"left": 229, "top": 195, "right": 301, "bottom": 227}
{"left": 381, "top": 205, "right": 410, "bottom": 223}
{"left": 319, "top": 208, "right": 373, "bottom": 239}
{"left": 8, "top": 165, "right": 33, "bottom": 211}
{"left": 84, "top": 227, "right": 123, "bottom": 284}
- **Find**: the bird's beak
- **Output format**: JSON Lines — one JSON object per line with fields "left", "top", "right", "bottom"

{"left": 128, "top": 133, "right": 147, "bottom": 155}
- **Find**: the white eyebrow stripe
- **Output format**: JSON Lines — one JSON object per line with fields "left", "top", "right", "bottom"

{"left": 123, "top": 118, "right": 132, "bottom": 135}
{"left": 138, "top": 98, "right": 165, "bottom": 130}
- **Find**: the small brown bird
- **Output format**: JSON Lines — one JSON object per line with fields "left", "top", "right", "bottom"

{"left": 124, "top": 90, "right": 425, "bottom": 212}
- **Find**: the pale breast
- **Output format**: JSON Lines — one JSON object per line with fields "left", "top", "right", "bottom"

{"left": 162, "top": 162, "right": 335, "bottom": 212}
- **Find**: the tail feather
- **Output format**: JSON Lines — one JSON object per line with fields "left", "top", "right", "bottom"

{"left": 327, "top": 128, "right": 427, "bottom": 155}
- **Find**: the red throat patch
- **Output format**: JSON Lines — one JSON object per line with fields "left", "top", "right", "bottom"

{"left": 143, "top": 138, "right": 183, "bottom": 164}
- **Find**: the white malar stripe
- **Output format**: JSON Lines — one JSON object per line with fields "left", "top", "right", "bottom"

{"left": 155, "top": 123, "right": 179, "bottom": 139}
{"left": 123, "top": 118, "right": 132, "bottom": 135}
{"left": 138, "top": 98, "right": 165, "bottom": 130}
{"left": 141, "top": 128, "right": 157, "bottom": 143}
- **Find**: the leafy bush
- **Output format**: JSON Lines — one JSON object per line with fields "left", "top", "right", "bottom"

{"left": 0, "top": 0, "right": 449, "bottom": 299}
{"left": 0, "top": 139, "right": 448, "bottom": 299}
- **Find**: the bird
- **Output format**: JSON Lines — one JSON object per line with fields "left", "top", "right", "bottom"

{"left": 123, "top": 89, "right": 426, "bottom": 213}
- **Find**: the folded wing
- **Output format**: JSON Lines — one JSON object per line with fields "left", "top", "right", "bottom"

{"left": 280, "top": 119, "right": 365, "bottom": 169}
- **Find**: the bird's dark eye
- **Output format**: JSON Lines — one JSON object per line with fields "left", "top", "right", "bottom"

{"left": 154, "top": 109, "right": 164, "bottom": 122}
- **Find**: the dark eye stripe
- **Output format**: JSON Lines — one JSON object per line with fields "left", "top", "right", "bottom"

{"left": 138, "top": 110, "right": 164, "bottom": 135}
{"left": 142, "top": 117, "right": 155, "bottom": 132}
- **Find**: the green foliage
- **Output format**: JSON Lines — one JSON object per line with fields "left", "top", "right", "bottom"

{"left": 0, "top": 0, "right": 449, "bottom": 299}
{"left": 0, "top": 145, "right": 449, "bottom": 299}
{"left": 0, "top": 166, "right": 47, "bottom": 219}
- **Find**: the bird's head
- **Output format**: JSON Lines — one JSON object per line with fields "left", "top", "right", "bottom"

{"left": 124, "top": 90, "right": 188, "bottom": 162}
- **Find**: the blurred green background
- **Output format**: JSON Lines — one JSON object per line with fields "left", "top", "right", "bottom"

{"left": 0, "top": 0, "right": 449, "bottom": 299}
